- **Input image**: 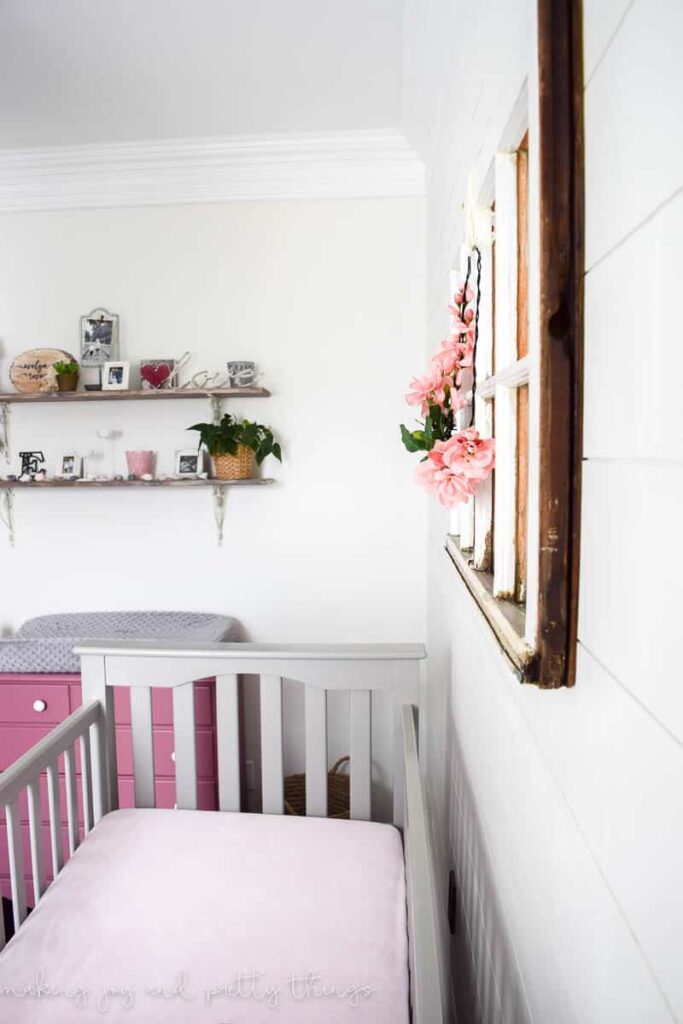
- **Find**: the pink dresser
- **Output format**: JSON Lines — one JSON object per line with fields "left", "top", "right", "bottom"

{"left": 0, "top": 672, "right": 219, "bottom": 902}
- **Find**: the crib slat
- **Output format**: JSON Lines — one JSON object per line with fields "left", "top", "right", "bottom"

{"left": 80, "top": 731, "right": 94, "bottom": 835}
{"left": 46, "top": 760, "right": 64, "bottom": 875}
{"left": 350, "top": 690, "right": 371, "bottom": 820}
{"left": 216, "top": 674, "right": 240, "bottom": 812}
{"left": 173, "top": 683, "right": 197, "bottom": 810}
{"left": 305, "top": 686, "right": 327, "bottom": 817}
{"left": 91, "top": 715, "right": 109, "bottom": 824}
{"left": 64, "top": 745, "right": 79, "bottom": 856}
{"left": 81, "top": 654, "right": 118, "bottom": 812}
{"left": 6, "top": 799, "right": 27, "bottom": 930}
{"left": 27, "top": 779, "right": 46, "bottom": 904}
{"left": 131, "top": 686, "right": 156, "bottom": 808}
{"left": 260, "top": 675, "right": 284, "bottom": 814}
{"left": 392, "top": 698, "right": 406, "bottom": 827}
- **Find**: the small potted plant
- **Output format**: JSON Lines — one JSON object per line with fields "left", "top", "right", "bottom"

{"left": 188, "top": 413, "right": 282, "bottom": 480}
{"left": 53, "top": 359, "right": 80, "bottom": 392}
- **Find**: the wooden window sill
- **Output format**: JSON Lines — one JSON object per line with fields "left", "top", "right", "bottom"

{"left": 445, "top": 535, "right": 537, "bottom": 682}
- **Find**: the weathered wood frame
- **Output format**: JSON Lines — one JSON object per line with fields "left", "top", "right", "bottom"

{"left": 447, "top": 1, "right": 583, "bottom": 688}
{"left": 536, "top": 0, "right": 584, "bottom": 687}
{"left": 0, "top": 641, "right": 443, "bottom": 1023}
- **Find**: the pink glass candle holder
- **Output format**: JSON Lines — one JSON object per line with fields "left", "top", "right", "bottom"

{"left": 125, "top": 450, "right": 156, "bottom": 479}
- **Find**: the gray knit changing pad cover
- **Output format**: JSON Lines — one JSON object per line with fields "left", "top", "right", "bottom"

{"left": 0, "top": 612, "right": 239, "bottom": 674}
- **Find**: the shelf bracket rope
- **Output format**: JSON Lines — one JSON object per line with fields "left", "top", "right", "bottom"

{"left": 0, "top": 403, "right": 10, "bottom": 464}
{"left": 0, "top": 488, "right": 15, "bottom": 546}
{"left": 212, "top": 485, "right": 226, "bottom": 546}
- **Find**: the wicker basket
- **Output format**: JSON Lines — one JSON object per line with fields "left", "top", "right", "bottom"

{"left": 213, "top": 445, "right": 254, "bottom": 480}
{"left": 284, "top": 755, "right": 350, "bottom": 819}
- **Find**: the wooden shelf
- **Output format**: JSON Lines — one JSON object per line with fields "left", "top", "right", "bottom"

{"left": 0, "top": 386, "right": 270, "bottom": 404}
{"left": 0, "top": 478, "right": 274, "bottom": 489}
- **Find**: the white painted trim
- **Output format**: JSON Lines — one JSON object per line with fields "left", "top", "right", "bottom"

{"left": 0, "top": 130, "right": 425, "bottom": 212}
{"left": 477, "top": 355, "right": 530, "bottom": 399}
{"left": 473, "top": 245, "right": 494, "bottom": 569}
{"left": 493, "top": 152, "right": 520, "bottom": 598}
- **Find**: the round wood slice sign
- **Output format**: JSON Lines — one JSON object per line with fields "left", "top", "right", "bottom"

{"left": 9, "top": 348, "right": 77, "bottom": 392}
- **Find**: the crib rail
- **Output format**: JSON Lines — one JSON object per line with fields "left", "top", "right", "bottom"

{"left": 402, "top": 704, "right": 443, "bottom": 1022}
{"left": 0, "top": 699, "right": 107, "bottom": 948}
{"left": 76, "top": 640, "right": 425, "bottom": 825}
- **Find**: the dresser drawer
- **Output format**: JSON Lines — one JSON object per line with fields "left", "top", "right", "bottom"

{"left": 0, "top": 683, "right": 71, "bottom": 725}
{"left": 0, "top": 725, "right": 57, "bottom": 770}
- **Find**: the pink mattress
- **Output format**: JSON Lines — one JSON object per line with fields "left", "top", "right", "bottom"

{"left": 0, "top": 808, "right": 409, "bottom": 1023}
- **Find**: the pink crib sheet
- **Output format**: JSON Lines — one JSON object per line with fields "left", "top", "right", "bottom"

{"left": 0, "top": 808, "right": 409, "bottom": 1023}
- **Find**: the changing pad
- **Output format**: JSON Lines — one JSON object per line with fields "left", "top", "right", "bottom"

{"left": 0, "top": 808, "right": 409, "bottom": 1023}
{"left": 0, "top": 612, "right": 239, "bottom": 674}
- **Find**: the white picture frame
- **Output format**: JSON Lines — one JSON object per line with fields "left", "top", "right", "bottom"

{"left": 56, "top": 450, "right": 82, "bottom": 478}
{"left": 80, "top": 308, "right": 119, "bottom": 367}
{"left": 175, "top": 450, "right": 204, "bottom": 477}
{"left": 102, "top": 361, "right": 130, "bottom": 391}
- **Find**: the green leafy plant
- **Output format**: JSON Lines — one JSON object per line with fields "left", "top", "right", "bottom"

{"left": 53, "top": 360, "right": 79, "bottom": 375}
{"left": 188, "top": 414, "right": 282, "bottom": 466}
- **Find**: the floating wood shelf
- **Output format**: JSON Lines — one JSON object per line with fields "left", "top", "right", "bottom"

{"left": 0, "top": 478, "right": 273, "bottom": 489}
{"left": 0, "top": 386, "right": 275, "bottom": 546}
{"left": 0, "top": 387, "right": 270, "bottom": 404}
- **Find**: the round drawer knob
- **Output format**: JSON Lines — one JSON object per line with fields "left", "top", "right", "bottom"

{"left": 170, "top": 751, "right": 176, "bottom": 762}
{"left": 32, "top": 699, "right": 48, "bottom": 713}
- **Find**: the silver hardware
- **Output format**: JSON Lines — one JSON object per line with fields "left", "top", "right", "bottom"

{"left": 212, "top": 485, "right": 226, "bottom": 546}
{"left": 0, "top": 403, "right": 10, "bottom": 464}
{"left": 0, "top": 488, "right": 15, "bottom": 546}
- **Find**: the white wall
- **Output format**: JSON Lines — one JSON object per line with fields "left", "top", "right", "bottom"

{"left": 402, "top": 1, "right": 683, "bottom": 1023}
{"left": 0, "top": 199, "right": 426, "bottom": 652}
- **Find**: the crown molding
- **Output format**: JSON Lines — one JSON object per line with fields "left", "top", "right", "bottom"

{"left": 0, "top": 129, "right": 425, "bottom": 212}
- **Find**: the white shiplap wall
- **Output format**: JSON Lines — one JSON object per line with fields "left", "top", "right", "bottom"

{"left": 402, "top": 1, "right": 683, "bottom": 1022}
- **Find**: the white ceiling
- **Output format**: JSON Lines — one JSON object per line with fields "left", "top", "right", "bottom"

{"left": 0, "top": 0, "right": 404, "bottom": 149}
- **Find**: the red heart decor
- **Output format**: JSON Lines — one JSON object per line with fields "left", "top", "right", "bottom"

{"left": 140, "top": 362, "right": 171, "bottom": 389}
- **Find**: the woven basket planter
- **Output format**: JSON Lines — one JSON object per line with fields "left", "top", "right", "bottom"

{"left": 213, "top": 445, "right": 254, "bottom": 480}
{"left": 284, "top": 755, "right": 350, "bottom": 819}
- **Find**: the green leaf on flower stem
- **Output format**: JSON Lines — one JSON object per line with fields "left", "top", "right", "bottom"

{"left": 400, "top": 424, "right": 426, "bottom": 453}
{"left": 424, "top": 413, "right": 435, "bottom": 448}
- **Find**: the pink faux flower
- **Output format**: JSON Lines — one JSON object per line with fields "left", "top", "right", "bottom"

{"left": 415, "top": 449, "right": 475, "bottom": 509}
{"left": 447, "top": 312, "right": 475, "bottom": 338}
{"left": 449, "top": 283, "right": 474, "bottom": 308}
{"left": 405, "top": 372, "right": 449, "bottom": 416}
{"left": 432, "top": 336, "right": 474, "bottom": 383}
{"left": 435, "top": 473, "right": 474, "bottom": 508}
{"left": 415, "top": 429, "right": 494, "bottom": 509}
{"left": 440, "top": 428, "right": 495, "bottom": 482}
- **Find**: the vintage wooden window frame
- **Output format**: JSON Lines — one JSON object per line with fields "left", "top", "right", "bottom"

{"left": 446, "top": 0, "right": 584, "bottom": 688}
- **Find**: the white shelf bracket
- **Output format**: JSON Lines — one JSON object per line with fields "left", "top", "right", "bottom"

{"left": 0, "top": 403, "right": 10, "bottom": 464}
{"left": 209, "top": 394, "right": 222, "bottom": 426}
{"left": 1, "top": 488, "right": 15, "bottom": 546}
{"left": 212, "top": 486, "right": 226, "bottom": 546}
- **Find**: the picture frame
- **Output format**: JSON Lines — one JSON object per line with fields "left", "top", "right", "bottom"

{"left": 140, "top": 359, "right": 175, "bottom": 390}
{"left": 226, "top": 360, "right": 257, "bottom": 387}
{"left": 56, "top": 450, "right": 82, "bottom": 478}
{"left": 80, "top": 308, "right": 119, "bottom": 367}
{"left": 175, "top": 450, "right": 204, "bottom": 477}
{"left": 102, "top": 361, "right": 130, "bottom": 391}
